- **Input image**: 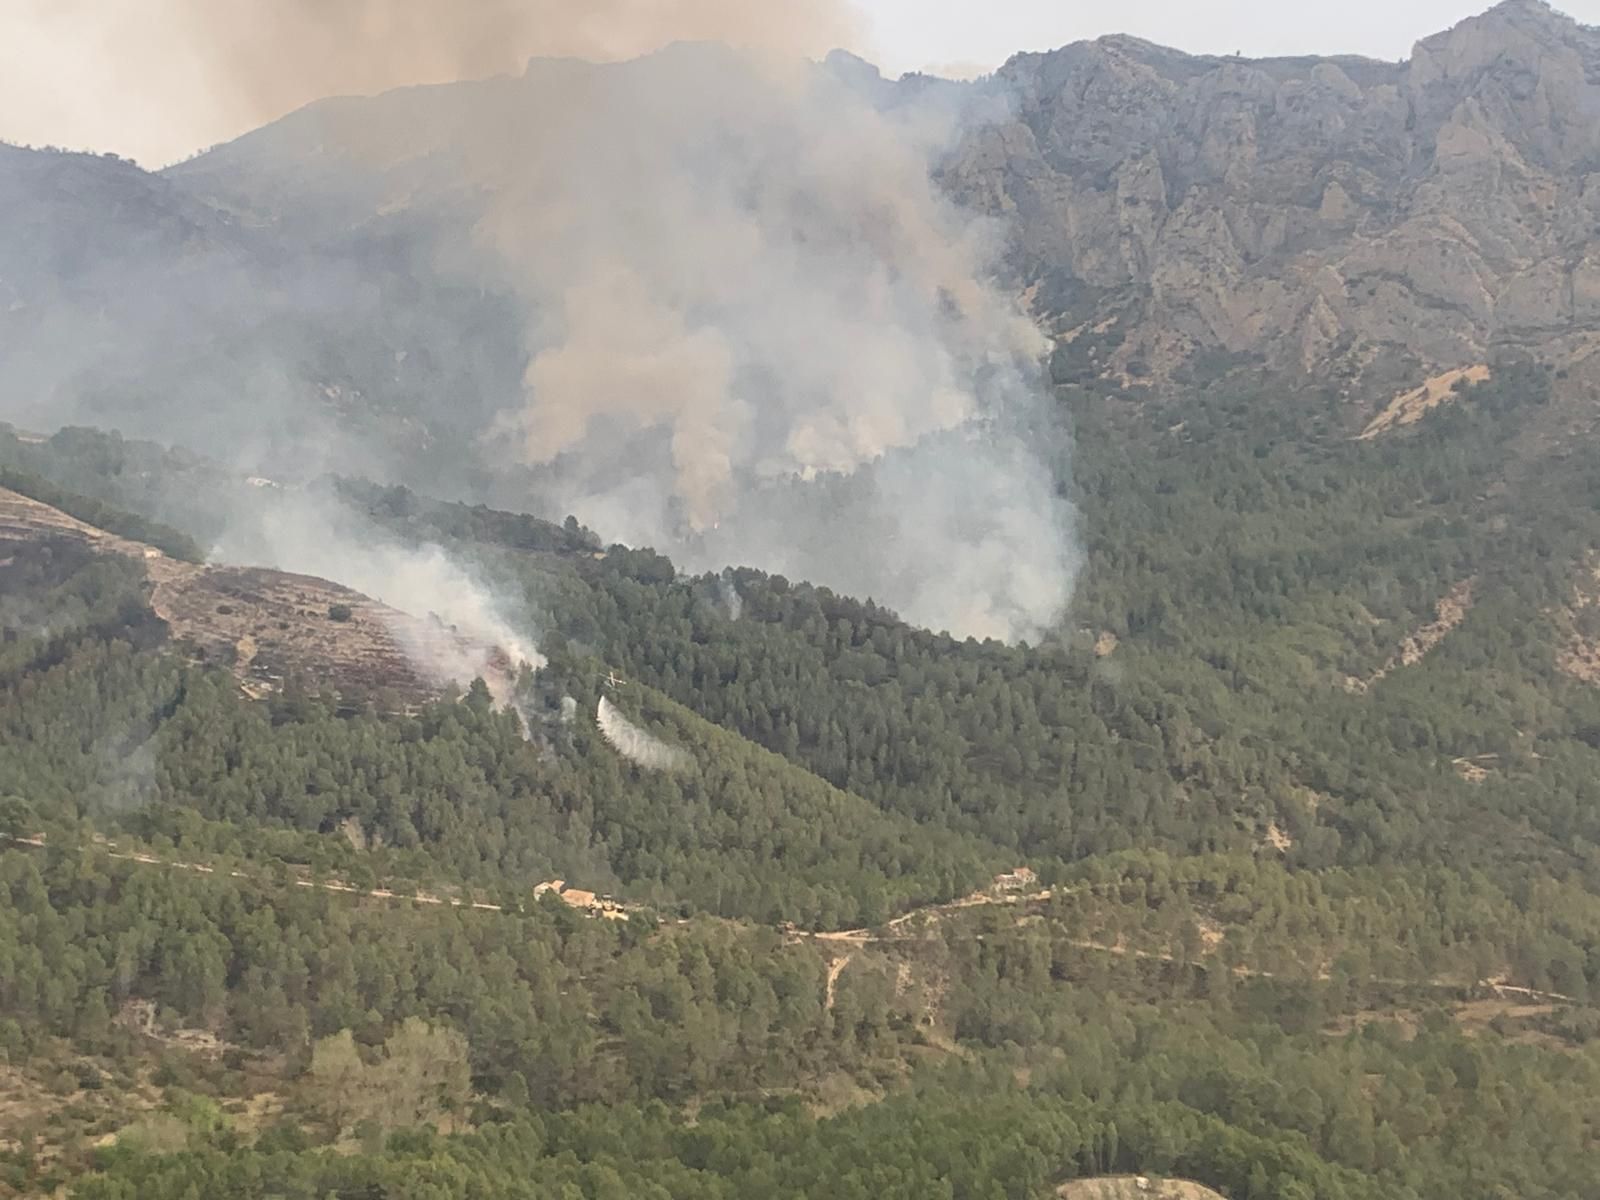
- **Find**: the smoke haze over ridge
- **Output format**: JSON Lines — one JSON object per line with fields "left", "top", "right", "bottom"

{"left": 209, "top": 486, "right": 543, "bottom": 689}
{"left": 3, "top": 2, "right": 1080, "bottom": 643}
{"left": 1, "top": 0, "right": 864, "bottom": 166}
{"left": 472, "top": 43, "right": 1077, "bottom": 638}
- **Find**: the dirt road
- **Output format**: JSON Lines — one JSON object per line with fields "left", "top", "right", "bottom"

{"left": 2, "top": 834, "right": 1574, "bottom": 1006}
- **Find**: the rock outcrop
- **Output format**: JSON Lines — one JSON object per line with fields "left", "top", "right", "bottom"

{"left": 941, "top": 0, "right": 1600, "bottom": 387}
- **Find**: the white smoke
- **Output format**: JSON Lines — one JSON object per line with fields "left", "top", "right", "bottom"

{"left": 718, "top": 571, "right": 744, "bottom": 621}
{"left": 481, "top": 46, "right": 1078, "bottom": 641}
{"left": 699, "top": 422, "right": 1073, "bottom": 640}
{"left": 209, "top": 487, "right": 542, "bottom": 694}
{"left": 596, "top": 695, "right": 689, "bottom": 772}
{"left": 3, "top": 10, "right": 1082, "bottom": 645}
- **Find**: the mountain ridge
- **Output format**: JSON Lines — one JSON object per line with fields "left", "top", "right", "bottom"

{"left": 943, "top": 0, "right": 1600, "bottom": 396}
{"left": 150, "top": 0, "right": 1600, "bottom": 420}
{"left": 5, "top": 3, "right": 1599, "bottom": 497}
{"left": 0, "top": 479, "right": 522, "bottom": 706}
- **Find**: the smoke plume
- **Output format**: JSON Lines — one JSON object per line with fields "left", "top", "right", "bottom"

{"left": 597, "top": 696, "right": 689, "bottom": 772}
{"left": 480, "top": 45, "right": 1077, "bottom": 639}
{"left": 4, "top": 3, "right": 1080, "bottom": 643}
{"left": 2, "top": 0, "right": 862, "bottom": 166}
{"left": 717, "top": 571, "right": 745, "bottom": 622}
{"left": 219, "top": 487, "right": 538, "bottom": 671}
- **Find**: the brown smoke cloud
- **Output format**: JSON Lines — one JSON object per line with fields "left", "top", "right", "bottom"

{"left": 480, "top": 50, "right": 1049, "bottom": 529}
{"left": 4, "top": 0, "right": 1079, "bottom": 641}
{"left": 459, "top": 44, "right": 1076, "bottom": 639}
{"left": 182, "top": 0, "right": 863, "bottom": 116}
{"left": 2, "top": 0, "right": 865, "bottom": 165}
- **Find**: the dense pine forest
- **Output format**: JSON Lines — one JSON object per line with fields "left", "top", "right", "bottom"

{"left": 4, "top": 362, "right": 1600, "bottom": 1197}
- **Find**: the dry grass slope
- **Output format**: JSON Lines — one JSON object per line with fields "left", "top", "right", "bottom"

{"left": 1358, "top": 366, "right": 1491, "bottom": 440}
{"left": 1058, "top": 1177, "right": 1228, "bottom": 1200}
{"left": 1346, "top": 578, "right": 1475, "bottom": 692}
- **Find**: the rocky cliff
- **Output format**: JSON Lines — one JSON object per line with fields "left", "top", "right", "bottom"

{"left": 942, "top": 0, "right": 1600, "bottom": 393}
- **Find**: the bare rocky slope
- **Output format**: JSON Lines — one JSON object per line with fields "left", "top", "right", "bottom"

{"left": 942, "top": 0, "right": 1600, "bottom": 395}
{"left": 0, "top": 484, "right": 515, "bottom": 704}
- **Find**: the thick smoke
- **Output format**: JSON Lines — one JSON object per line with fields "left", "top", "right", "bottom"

{"left": 693, "top": 423, "right": 1073, "bottom": 640}
{"left": 4, "top": 3, "right": 1079, "bottom": 643}
{"left": 596, "top": 696, "right": 689, "bottom": 772}
{"left": 1, "top": 0, "right": 860, "bottom": 166}
{"left": 209, "top": 486, "right": 542, "bottom": 691}
{"left": 483, "top": 46, "right": 1077, "bottom": 640}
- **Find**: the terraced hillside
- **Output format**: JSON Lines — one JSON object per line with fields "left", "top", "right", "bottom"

{"left": 0, "top": 483, "right": 515, "bottom": 704}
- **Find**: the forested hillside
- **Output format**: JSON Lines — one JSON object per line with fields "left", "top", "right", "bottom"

{"left": 9, "top": 4, "right": 1600, "bottom": 1196}
{"left": 4, "top": 348, "right": 1600, "bottom": 1196}
{"left": 341, "top": 364, "right": 1600, "bottom": 881}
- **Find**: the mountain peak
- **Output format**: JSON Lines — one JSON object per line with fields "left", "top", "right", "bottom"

{"left": 1486, "top": 0, "right": 1589, "bottom": 33}
{"left": 1405, "top": 0, "right": 1594, "bottom": 94}
{"left": 1488, "top": 0, "right": 1570, "bottom": 19}
{"left": 822, "top": 49, "right": 886, "bottom": 90}
{"left": 1421, "top": 0, "right": 1589, "bottom": 53}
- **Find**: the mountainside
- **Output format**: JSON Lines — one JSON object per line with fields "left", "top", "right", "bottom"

{"left": 0, "top": 143, "right": 245, "bottom": 300}
{"left": 7, "top": 374, "right": 1600, "bottom": 1198}
{"left": 6, "top": 5, "right": 1600, "bottom": 596}
{"left": 9, "top": 7, "right": 1600, "bottom": 1197}
{"left": 0, "top": 479, "right": 516, "bottom": 705}
{"left": 6, "top": 6, "right": 1599, "bottom": 438}
{"left": 0, "top": 141, "right": 523, "bottom": 493}
{"left": 156, "top": 0, "right": 1600, "bottom": 409}
{"left": 946, "top": 0, "right": 1600, "bottom": 395}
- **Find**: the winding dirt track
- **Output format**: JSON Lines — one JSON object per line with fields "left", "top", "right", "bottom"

{"left": 2, "top": 835, "right": 1575, "bottom": 1007}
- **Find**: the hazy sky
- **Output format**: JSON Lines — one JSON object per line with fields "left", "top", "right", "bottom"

{"left": 1, "top": 0, "right": 1596, "bottom": 166}
{"left": 862, "top": 0, "right": 1600, "bottom": 76}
